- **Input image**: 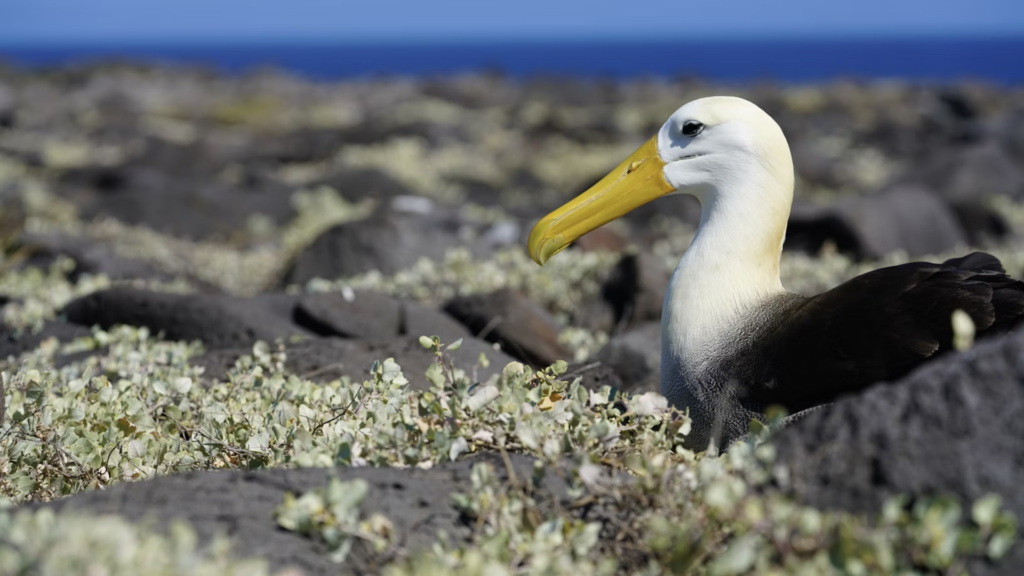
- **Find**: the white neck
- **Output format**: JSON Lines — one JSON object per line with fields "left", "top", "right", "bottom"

{"left": 662, "top": 168, "right": 791, "bottom": 361}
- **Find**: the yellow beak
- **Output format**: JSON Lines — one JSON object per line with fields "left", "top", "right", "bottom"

{"left": 528, "top": 135, "right": 674, "bottom": 265}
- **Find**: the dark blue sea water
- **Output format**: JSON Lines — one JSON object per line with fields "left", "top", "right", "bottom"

{"left": 2, "top": 38, "right": 1023, "bottom": 83}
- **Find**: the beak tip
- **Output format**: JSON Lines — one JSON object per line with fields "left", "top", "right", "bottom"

{"left": 528, "top": 219, "right": 557, "bottom": 266}
{"left": 529, "top": 242, "right": 553, "bottom": 267}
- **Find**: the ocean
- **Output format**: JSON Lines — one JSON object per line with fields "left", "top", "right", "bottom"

{"left": 1, "top": 38, "right": 1023, "bottom": 83}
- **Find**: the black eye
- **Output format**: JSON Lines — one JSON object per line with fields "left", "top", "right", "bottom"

{"left": 682, "top": 121, "right": 704, "bottom": 137}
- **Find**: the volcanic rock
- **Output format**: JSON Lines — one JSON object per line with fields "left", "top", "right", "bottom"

{"left": 590, "top": 322, "right": 662, "bottom": 394}
{"left": 912, "top": 141, "right": 1024, "bottom": 202}
{"left": 62, "top": 288, "right": 307, "bottom": 349}
{"left": 283, "top": 200, "right": 514, "bottom": 284}
{"left": 58, "top": 140, "right": 295, "bottom": 241}
{"left": 33, "top": 453, "right": 587, "bottom": 576}
{"left": 16, "top": 232, "right": 174, "bottom": 283}
{"left": 295, "top": 291, "right": 402, "bottom": 339}
{"left": 600, "top": 253, "right": 670, "bottom": 330}
{"left": 306, "top": 168, "right": 410, "bottom": 203}
{"left": 771, "top": 327, "right": 1024, "bottom": 575}
{"left": 400, "top": 301, "right": 473, "bottom": 345}
{"left": 193, "top": 335, "right": 513, "bottom": 388}
{"left": 786, "top": 186, "right": 967, "bottom": 259}
{"left": 442, "top": 289, "right": 571, "bottom": 367}
{"left": 294, "top": 291, "right": 471, "bottom": 344}
{"left": 950, "top": 200, "right": 1012, "bottom": 245}
{"left": 0, "top": 321, "right": 92, "bottom": 361}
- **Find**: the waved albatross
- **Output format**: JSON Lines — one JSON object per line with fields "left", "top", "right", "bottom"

{"left": 528, "top": 96, "right": 1024, "bottom": 451}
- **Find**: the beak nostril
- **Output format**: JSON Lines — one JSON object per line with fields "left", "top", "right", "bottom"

{"left": 628, "top": 159, "right": 643, "bottom": 173}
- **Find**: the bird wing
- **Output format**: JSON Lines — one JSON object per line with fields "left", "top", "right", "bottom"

{"left": 754, "top": 252, "right": 1024, "bottom": 413}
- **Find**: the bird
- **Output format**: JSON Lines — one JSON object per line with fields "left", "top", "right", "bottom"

{"left": 528, "top": 96, "right": 1024, "bottom": 451}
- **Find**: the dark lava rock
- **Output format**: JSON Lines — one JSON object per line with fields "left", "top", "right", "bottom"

{"left": 790, "top": 139, "right": 848, "bottom": 190}
{"left": 295, "top": 291, "right": 402, "bottom": 339}
{"left": 62, "top": 288, "right": 308, "bottom": 349}
{"left": 58, "top": 141, "right": 295, "bottom": 241}
{"left": 283, "top": 200, "right": 512, "bottom": 285}
{"left": 929, "top": 90, "right": 983, "bottom": 144}
{"left": 0, "top": 191, "right": 26, "bottom": 244}
{"left": 0, "top": 84, "right": 13, "bottom": 129}
{"left": 574, "top": 297, "right": 619, "bottom": 336}
{"left": 307, "top": 168, "right": 411, "bottom": 203}
{"left": 246, "top": 127, "right": 349, "bottom": 165}
{"left": 442, "top": 289, "right": 571, "bottom": 367}
{"left": 400, "top": 301, "right": 473, "bottom": 345}
{"left": 16, "top": 232, "right": 174, "bottom": 283}
{"left": 1, "top": 321, "right": 92, "bottom": 361}
{"left": 590, "top": 322, "right": 662, "bottom": 394}
{"left": 33, "top": 453, "right": 587, "bottom": 576}
{"left": 601, "top": 253, "right": 670, "bottom": 330}
{"left": 194, "top": 335, "right": 514, "bottom": 388}
{"left": 786, "top": 186, "right": 967, "bottom": 260}
{"left": 997, "top": 110, "right": 1024, "bottom": 163}
{"left": 452, "top": 176, "right": 505, "bottom": 208}
{"left": 294, "top": 291, "right": 471, "bottom": 345}
{"left": 771, "top": 328, "right": 1024, "bottom": 575}
{"left": 912, "top": 141, "right": 1024, "bottom": 203}
{"left": 950, "top": 200, "right": 1012, "bottom": 245}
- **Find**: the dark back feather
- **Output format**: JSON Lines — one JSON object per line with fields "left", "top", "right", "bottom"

{"left": 751, "top": 252, "right": 1024, "bottom": 414}
{"left": 941, "top": 252, "right": 1005, "bottom": 273}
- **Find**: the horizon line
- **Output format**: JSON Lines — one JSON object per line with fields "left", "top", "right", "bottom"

{"left": 2, "top": 31, "right": 1024, "bottom": 48}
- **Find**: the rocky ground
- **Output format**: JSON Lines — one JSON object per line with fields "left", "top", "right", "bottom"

{"left": 1, "top": 62, "right": 1024, "bottom": 574}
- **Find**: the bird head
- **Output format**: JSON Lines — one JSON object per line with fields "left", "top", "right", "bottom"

{"left": 528, "top": 96, "right": 793, "bottom": 265}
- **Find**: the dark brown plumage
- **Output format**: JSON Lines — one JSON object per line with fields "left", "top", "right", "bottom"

{"left": 754, "top": 252, "right": 1024, "bottom": 415}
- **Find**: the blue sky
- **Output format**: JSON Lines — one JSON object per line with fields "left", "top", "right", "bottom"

{"left": 2, "top": 0, "right": 1023, "bottom": 43}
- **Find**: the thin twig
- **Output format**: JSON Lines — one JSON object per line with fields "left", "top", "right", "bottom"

{"left": 475, "top": 315, "right": 504, "bottom": 341}
{"left": 301, "top": 362, "right": 347, "bottom": 380}
{"left": 498, "top": 444, "right": 521, "bottom": 490}
{"left": 103, "top": 440, "right": 122, "bottom": 472}
{"left": 558, "top": 361, "right": 603, "bottom": 381}
{"left": 318, "top": 401, "right": 357, "bottom": 430}
{"left": 163, "top": 413, "right": 263, "bottom": 460}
